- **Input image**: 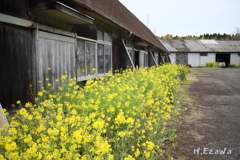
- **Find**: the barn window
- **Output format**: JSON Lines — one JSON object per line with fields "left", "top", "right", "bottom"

{"left": 97, "top": 45, "right": 112, "bottom": 74}
{"left": 97, "top": 30, "right": 111, "bottom": 42}
{"left": 200, "top": 53, "right": 208, "bottom": 56}
{"left": 77, "top": 31, "right": 112, "bottom": 81}
{"left": 139, "top": 51, "right": 148, "bottom": 67}
{"left": 144, "top": 52, "right": 148, "bottom": 67}
{"left": 86, "top": 42, "right": 96, "bottom": 75}
{"left": 77, "top": 40, "right": 85, "bottom": 77}
{"left": 97, "top": 30, "right": 103, "bottom": 41}
{"left": 154, "top": 53, "right": 159, "bottom": 64}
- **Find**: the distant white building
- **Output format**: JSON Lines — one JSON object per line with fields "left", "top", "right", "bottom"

{"left": 159, "top": 39, "right": 240, "bottom": 67}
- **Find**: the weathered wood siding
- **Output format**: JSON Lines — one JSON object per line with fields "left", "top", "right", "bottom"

{"left": 176, "top": 53, "right": 188, "bottom": 65}
{"left": 0, "top": 24, "right": 33, "bottom": 109}
{"left": 119, "top": 46, "right": 132, "bottom": 69}
{"left": 169, "top": 53, "right": 176, "bottom": 63}
{"left": 159, "top": 53, "right": 165, "bottom": 64}
{"left": 36, "top": 31, "right": 76, "bottom": 91}
{"left": 149, "top": 51, "right": 155, "bottom": 67}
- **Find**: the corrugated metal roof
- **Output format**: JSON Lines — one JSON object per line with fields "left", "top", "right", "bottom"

{"left": 159, "top": 39, "right": 240, "bottom": 53}
{"left": 65, "top": 0, "right": 168, "bottom": 52}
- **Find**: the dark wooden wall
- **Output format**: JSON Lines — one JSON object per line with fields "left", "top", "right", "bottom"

{"left": 0, "top": 23, "right": 33, "bottom": 109}
{"left": 112, "top": 32, "right": 122, "bottom": 72}
{"left": 73, "top": 24, "right": 97, "bottom": 40}
{"left": 160, "top": 53, "right": 165, "bottom": 64}
{"left": 0, "top": 0, "right": 32, "bottom": 20}
{"left": 148, "top": 51, "right": 155, "bottom": 67}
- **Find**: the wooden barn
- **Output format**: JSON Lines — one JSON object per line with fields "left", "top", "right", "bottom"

{"left": 159, "top": 39, "right": 240, "bottom": 67}
{"left": 0, "top": 0, "right": 169, "bottom": 109}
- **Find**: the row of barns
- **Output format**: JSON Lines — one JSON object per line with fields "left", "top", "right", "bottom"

{"left": 1, "top": 0, "right": 240, "bottom": 109}
{"left": 160, "top": 39, "right": 240, "bottom": 67}
{"left": 0, "top": 0, "right": 169, "bottom": 109}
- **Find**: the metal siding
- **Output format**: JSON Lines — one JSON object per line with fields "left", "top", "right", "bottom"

{"left": 200, "top": 53, "right": 216, "bottom": 66}
{"left": 230, "top": 53, "right": 240, "bottom": 64}
{"left": 209, "top": 53, "right": 216, "bottom": 62}
{"left": 188, "top": 53, "right": 200, "bottom": 67}
{"left": 36, "top": 31, "right": 76, "bottom": 91}
{"left": 160, "top": 39, "right": 240, "bottom": 53}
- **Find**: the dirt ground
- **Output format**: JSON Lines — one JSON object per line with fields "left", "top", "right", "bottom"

{"left": 175, "top": 68, "right": 240, "bottom": 160}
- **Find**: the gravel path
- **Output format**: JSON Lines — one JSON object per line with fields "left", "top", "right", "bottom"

{"left": 176, "top": 68, "right": 240, "bottom": 160}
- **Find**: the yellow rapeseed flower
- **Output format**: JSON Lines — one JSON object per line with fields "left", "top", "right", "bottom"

{"left": 5, "top": 142, "right": 17, "bottom": 151}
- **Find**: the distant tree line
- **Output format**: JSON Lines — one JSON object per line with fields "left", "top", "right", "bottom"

{"left": 158, "top": 28, "right": 240, "bottom": 40}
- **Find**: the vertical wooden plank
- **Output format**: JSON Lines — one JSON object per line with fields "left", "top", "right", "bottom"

{"left": 60, "top": 41, "right": 64, "bottom": 80}
{"left": 65, "top": 43, "right": 69, "bottom": 77}
{"left": 68, "top": 43, "right": 71, "bottom": 77}
{"left": 47, "top": 39, "right": 53, "bottom": 83}
{"left": 32, "top": 30, "right": 37, "bottom": 96}
{"left": 71, "top": 43, "right": 76, "bottom": 78}
{"left": 0, "top": 103, "right": 8, "bottom": 128}
{"left": 66, "top": 42, "right": 70, "bottom": 77}
{"left": 37, "top": 38, "right": 44, "bottom": 91}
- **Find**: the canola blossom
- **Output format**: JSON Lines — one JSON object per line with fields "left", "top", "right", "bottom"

{"left": 0, "top": 64, "right": 188, "bottom": 160}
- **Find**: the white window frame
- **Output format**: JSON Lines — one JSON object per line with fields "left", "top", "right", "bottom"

{"left": 76, "top": 36, "right": 112, "bottom": 81}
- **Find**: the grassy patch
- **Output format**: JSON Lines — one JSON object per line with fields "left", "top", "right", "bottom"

{"left": 229, "top": 63, "right": 240, "bottom": 68}
{"left": 162, "top": 70, "right": 202, "bottom": 159}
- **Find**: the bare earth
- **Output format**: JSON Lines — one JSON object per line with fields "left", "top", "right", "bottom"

{"left": 176, "top": 68, "right": 240, "bottom": 160}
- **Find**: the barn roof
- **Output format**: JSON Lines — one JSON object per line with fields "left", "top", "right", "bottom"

{"left": 65, "top": 0, "right": 168, "bottom": 52}
{"left": 159, "top": 39, "right": 240, "bottom": 53}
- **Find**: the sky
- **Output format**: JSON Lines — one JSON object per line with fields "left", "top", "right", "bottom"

{"left": 119, "top": 0, "right": 240, "bottom": 37}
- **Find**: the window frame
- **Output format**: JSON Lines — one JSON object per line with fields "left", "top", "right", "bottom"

{"left": 76, "top": 35, "right": 112, "bottom": 82}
